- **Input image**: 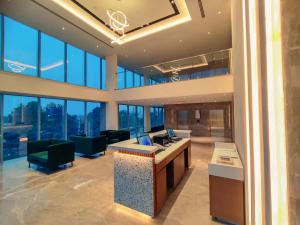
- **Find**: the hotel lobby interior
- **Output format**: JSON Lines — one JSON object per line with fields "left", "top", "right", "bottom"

{"left": 0, "top": 0, "right": 298, "bottom": 225}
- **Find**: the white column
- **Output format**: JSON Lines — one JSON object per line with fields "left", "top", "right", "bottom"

{"left": 105, "top": 54, "right": 118, "bottom": 130}
{"left": 144, "top": 106, "right": 151, "bottom": 132}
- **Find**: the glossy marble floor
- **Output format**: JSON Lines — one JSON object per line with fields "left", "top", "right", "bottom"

{"left": 0, "top": 143, "right": 224, "bottom": 225}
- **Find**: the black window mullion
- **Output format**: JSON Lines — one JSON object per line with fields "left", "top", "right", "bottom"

{"left": 0, "top": 94, "right": 3, "bottom": 163}
{"left": 37, "top": 31, "right": 41, "bottom": 77}
{"left": 84, "top": 51, "right": 87, "bottom": 86}
{"left": 124, "top": 69, "right": 127, "bottom": 88}
{"left": 133, "top": 72, "right": 135, "bottom": 87}
{"left": 64, "top": 43, "right": 67, "bottom": 82}
{"left": 100, "top": 58, "right": 102, "bottom": 90}
{"left": 64, "top": 99, "right": 67, "bottom": 140}
{"left": 37, "top": 98, "right": 41, "bottom": 140}
{"left": 84, "top": 102, "right": 87, "bottom": 135}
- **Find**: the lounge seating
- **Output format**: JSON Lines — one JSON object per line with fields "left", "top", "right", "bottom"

{"left": 118, "top": 130, "right": 131, "bottom": 142}
{"left": 27, "top": 140, "right": 75, "bottom": 171}
{"left": 150, "top": 125, "right": 165, "bottom": 132}
{"left": 100, "top": 130, "right": 131, "bottom": 144}
{"left": 69, "top": 135, "right": 106, "bottom": 156}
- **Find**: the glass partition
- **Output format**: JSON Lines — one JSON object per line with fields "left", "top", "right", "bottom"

{"left": 117, "top": 67, "right": 125, "bottom": 89}
{"left": 125, "top": 70, "right": 134, "bottom": 88}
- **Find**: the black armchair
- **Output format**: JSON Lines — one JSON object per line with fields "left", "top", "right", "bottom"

{"left": 69, "top": 135, "right": 106, "bottom": 156}
{"left": 27, "top": 140, "right": 75, "bottom": 171}
{"left": 100, "top": 130, "right": 131, "bottom": 144}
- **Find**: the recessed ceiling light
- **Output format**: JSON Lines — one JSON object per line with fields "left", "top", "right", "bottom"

{"left": 143, "top": 49, "right": 147, "bottom": 53}
{"left": 207, "top": 31, "right": 211, "bottom": 35}
{"left": 218, "top": 11, "right": 222, "bottom": 15}
{"left": 179, "top": 39, "right": 183, "bottom": 43}
{"left": 52, "top": 0, "right": 191, "bottom": 45}
{"left": 96, "top": 44, "right": 99, "bottom": 48}
{"left": 62, "top": 26, "right": 65, "bottom": 30}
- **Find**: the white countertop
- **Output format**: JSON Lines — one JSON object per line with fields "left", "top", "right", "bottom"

{"left": 108, "top": 130, "right": 191, "bottom": 164}
{"left": 108, "top": 138, "right": 158, "bottom": 154}
{"left": 154, "top": 138, "right": 190, "bottom": 164}
{"left": 208, "top": 142, "right": 244, "bottom": 181}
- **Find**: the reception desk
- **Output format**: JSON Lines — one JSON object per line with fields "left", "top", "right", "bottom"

{"left": 208, "top": 142, "right": 244, "bottom": 225}
{"left": 108, "top": 130, "right": 191, "bottom": 217}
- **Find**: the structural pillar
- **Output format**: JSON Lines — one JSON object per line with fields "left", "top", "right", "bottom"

{"left": 105, "top": 54, "right": 118, "bottom": 130}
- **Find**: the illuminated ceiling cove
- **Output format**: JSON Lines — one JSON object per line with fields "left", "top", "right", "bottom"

{"left": 51, "top": 0, "right": 191, "bottom": 45}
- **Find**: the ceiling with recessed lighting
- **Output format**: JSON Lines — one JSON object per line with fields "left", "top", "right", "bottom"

{"left": 0, "top": 0, "right": 232, "bottom": 70}
{"left": 136, "top": 49, "right": 230, "bottom": 77}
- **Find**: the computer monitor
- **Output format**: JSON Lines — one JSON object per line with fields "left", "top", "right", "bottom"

{"left": 167, "top": 128, "right": 175, "bottom": 138}
{"left": 137, "top": 134, "right": 153, "bottom": 146}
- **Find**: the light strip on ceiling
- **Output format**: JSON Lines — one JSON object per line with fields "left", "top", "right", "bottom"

{"left": 51, "top": 0, "right": 191, "bottom": 45}
{"left": 248, "top": 0, "right": 263, "bottom": 224}
{"left": 264, "top": 0, "right": 288, "bottom": 224}
{"left": 242, "top": 0, "right": 252, "bottom": 223}
{"left": 51, "top": 0, "right": 117, "bottom": 41}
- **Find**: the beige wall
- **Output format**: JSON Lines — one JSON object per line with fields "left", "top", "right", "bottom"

{"left": 0, "top": 71, "right": 112, "bottom": 102}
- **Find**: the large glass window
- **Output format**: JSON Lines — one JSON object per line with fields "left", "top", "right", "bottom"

{"left": 67, "top": 100, "right": 85, "bottom": 137}
{"left": 137, "top": 106, "right": 144, "bottom": 136}
{"left": 150, "top": 106, "right": 164, "bottom": 128}
{"left": 0, "top": 15, "right": 2, "bottom": 69}
{"left": 126, "top": 70, "right": 134, "bottom": 88}
{"left": 101, "top": 59, "right": 106, "bottom": 90}
{"left": 141, "top": 75, "right": 145, "bottom": 86}
{"left": 3, "top": 95, "right": 38, "bottom": 161}
{"left": 4, "top": 16, "right": 38, "bottom": 76}
{"left": 0, "top": 93, "right": 106, "bottom": 161}
{"left": 87, "top": 53, "right": 100, "bottom": 89}
{"left": 118, "top": 104, "right": 128, "bottom": 129}
{"left": 118, "top": 104, "right": 144, "bottom": 137}
{"left": 40, "top": 33, "right": 65, "bottom": 82}
{"left": 134, "top": 73, "right": 141, "bottom": 87}
{"left": 117, "top": 66, "right": 125, "bottom": 89}
{"left": 40, "top": 98, "right": 65, "bottom": 140}
{"left": 129, "top": 105, "right": 136, "bottom": 137}
{"left": 67, "top": 44, "right": 84, "bottom": 86}
{"left": 87, "top": 102, "right": 100, "bottom": 137}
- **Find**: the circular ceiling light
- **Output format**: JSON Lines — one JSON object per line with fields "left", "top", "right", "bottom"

{"left": 107, "top": 9, "right": 129, "bottom": 43}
